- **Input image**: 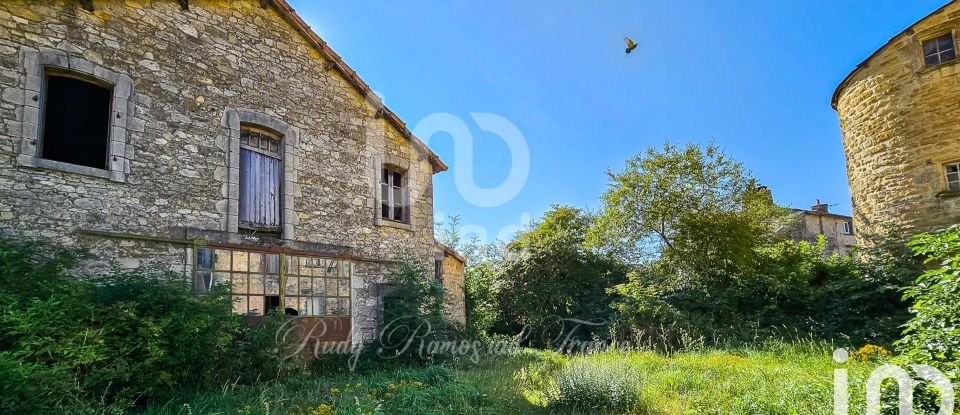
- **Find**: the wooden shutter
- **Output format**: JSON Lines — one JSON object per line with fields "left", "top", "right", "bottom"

{"left": 239, "top": 128, "right": 282, "bottom": 231}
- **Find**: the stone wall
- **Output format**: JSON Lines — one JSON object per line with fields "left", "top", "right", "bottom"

{"left": 440, "top": 253, "right": 466, "bottom": 325}
{"left": 834, "top": 1, "right": 960, "bottom": 243}
{"left": 793, "top": 211, "right": 857, "bottom": 256}
{"left": 0, "top": 0, "right": 441, "bottom": 342}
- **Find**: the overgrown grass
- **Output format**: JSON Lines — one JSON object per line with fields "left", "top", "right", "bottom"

{"left": 141, "top": 341, "right": 889, "bottom": 415}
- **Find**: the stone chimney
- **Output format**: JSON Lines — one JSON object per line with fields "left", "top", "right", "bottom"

{"left": 811, "top": 199, "right": 829, "bottom": 214}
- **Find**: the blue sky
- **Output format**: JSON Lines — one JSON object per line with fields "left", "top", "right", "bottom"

{"left": 291, "top": 0, "right": 947, "bottom": 242}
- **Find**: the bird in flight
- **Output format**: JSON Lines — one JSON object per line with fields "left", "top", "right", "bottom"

{"left": 625, "top": 36, "right": 638, "bottom": 54}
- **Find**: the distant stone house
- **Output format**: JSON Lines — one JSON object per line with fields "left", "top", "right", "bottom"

{"left": 0, "top": 0, "right": 460, "bottom": 344}
{"left": 789, "top": 201, "right": 856, "bottom": 256}
{"left": 833, "top": 0, "right": 960, "bottom": 244}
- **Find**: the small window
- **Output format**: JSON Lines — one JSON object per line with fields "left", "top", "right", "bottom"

{"left": 946, "top": 162, "right": 960, "bottom": 192}
{"left": 842, "top": 221, "right": 854, "bottom": 235}
{"left": 239, "top": 127, "right": 282, "bottom": 232}
{"left": 923, "top": 33, "right": 957, "bottom": 67}
{"left": 380, "top": 167, "right": 409, "bottom": 223}
{"left": 40, "top": 73, "right": 112, "bottom": 169}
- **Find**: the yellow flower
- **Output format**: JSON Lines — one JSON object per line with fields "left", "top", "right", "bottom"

{"left": 388, "top": 383, "right": 397, "bottom": 391}
{"left": 329, "top": 387, "right": 340, "bottom": 395}
{"left": 854, "top": 344, "right": 891, "bottom": 362}
{"left": 384, "top": 392, "right": 393, "bottom": 399}
{"left": 355, "top": 383, "right": 362, "bottom": 388}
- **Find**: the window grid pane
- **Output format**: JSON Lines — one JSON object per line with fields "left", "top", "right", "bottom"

{"left": 947, "top": 163, "right": 960, "bottom": 191}
{"left": 194, "top": 248, "right": 351, "bottom": 317}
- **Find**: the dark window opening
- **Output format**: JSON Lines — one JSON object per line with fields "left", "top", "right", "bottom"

{"left": 265, "top": 295, "right": 281, "bottom": 315}
{"left": 923, "top": 33, "right": 956, "bottom": 67}
{"left": 380, "top": 167, "right": 408, "bottom": 223}
{"left": 40, "top": 74, "right": 112, "bottom": 169}
{"left": 435, "top": 259, "right": 443, "bottom": 283}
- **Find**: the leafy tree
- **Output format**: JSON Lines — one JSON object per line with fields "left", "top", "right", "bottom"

{"left": 497, "top": 206, "right": 629, "bottom": 347}
{"left": 588, "top": 141, "right": 780, "bottom": 270}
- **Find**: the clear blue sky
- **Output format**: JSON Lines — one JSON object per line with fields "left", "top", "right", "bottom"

{"left": 291, "top": 0, "right": 947, "bottom": 242}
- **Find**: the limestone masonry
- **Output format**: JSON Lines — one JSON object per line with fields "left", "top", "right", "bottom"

{"left": 833, "top": 0, "right": 960, "bottom": 244}
{"left": 0, "top": 0, "right": 463, "bottom": 344}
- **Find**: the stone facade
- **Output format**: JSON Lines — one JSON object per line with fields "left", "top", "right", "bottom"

{"left": 789, "top": 202, "right": 857, "bottom": 256}
{"left": 833, "top": 0, "right": 960, "bottom": 244}
{"left": 435, "top": 242, "right": 466, "bottom": 325}
{"left": 0, "top": 0, "right": 449, "bottom": 344}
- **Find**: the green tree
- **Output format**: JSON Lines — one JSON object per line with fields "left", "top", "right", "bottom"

{"left": 588, "top": 141, "right": 781, "bottom": 271}
{"left": 497, "top": 206, "right": 629, "bottom": 347}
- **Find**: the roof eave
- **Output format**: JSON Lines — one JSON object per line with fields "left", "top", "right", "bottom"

{"left": 831, "top": 1, "right": 955, "bottom": 110}
{"left": 267, "top": 0, "right": 448, "bottom": 173}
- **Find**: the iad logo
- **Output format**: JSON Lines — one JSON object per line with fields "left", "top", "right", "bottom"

{"left": 833, "top": 348, "right": 955, "bottom": 415}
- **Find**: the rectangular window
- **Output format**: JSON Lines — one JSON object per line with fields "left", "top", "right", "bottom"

{"left": 946, "top": 162, "right": 960, "bottom": 192}
{"left": 435, "top": 259, "right": 443, "bottom": 283}
{"left": 380, "top": 167, "right": 409, "bottom": 223}
{"left": 843, "top": 221, "right": 853, "bottom": 235}
{"left": 924, "top": 33, "right": 957, "bottom": 67}
{"left": 239, "top": 127, "right": 282, "bottom": 232}
{"left": 40, "top": 73, "right": 112, "bottom": 169}
{"left": 193, "top": 247, "right": 351, "bottom": 317}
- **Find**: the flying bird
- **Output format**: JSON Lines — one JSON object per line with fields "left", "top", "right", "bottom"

{"left": 625, "top": 36, "right": 638, "bottom": 54}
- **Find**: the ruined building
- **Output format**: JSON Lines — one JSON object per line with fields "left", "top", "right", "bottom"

{"left": 0, "top": 0, "right": 465, "bottom": 344}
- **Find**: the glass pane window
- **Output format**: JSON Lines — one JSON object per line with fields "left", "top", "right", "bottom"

{"left": 923, "top": 33, "right": 957, "bottom": 67}
{"left": 946, "top": 162, "right": 960, "bottom": 192}
{"left": 193, "top": 248, "right": 351, "bottom": 317}
{"left": 380, "top": 167, "right": 409, "bottom": 223}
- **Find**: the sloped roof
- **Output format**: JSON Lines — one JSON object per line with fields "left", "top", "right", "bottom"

{"left": 831, "top": 1, "right": 955, "bottom": 110}
{"left": 435, "top": 241, "right": 466, "bottom": 263}
{"left": 233, "top": 0, "right": 449, "bottom": 173}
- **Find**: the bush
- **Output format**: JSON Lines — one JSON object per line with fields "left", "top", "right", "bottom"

{"left": 375, "top": 253, "right": 457, "bottom": 363}
{"left": 548, "top": 358, "right": 641, "bottom": 413}
{"left": 898, "top": 225, "right": 960, "bottom": 381}
{"left": 0, "top": 238, "right": 303, "bottom": 412}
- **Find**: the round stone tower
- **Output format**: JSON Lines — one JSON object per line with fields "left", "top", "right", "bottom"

{"left": 833, "top": 1, "right": 960, "bottom": 244}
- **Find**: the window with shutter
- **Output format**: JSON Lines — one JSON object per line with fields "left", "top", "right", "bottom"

{"left": 239, "top": 127, "right": 282, "bottom": 232}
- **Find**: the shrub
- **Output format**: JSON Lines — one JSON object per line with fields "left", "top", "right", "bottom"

{"left": 548, "top": 358, "right": 641, "bottom": 413}
{"left": 376, "top": 253, "right": 457, "bottom": 363}
{"left": 0, "top": 238, "right": 303, "bottom": 411}
{"left": 898, "top": 225, "right": 960, "bottom": 381}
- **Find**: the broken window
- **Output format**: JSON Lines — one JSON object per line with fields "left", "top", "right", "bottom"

{"left": 923, "top": 33, "right": 956, "bottom": 67}
{"left": 946, "top": 161, "right": 960, "bottom": 192}
{"left": 193, "top": 247, "right": 351, "bottom": 317}
{"left": 40, "top": 72, "right": 112, "bottom": 169}
{"left": 380, "top": 167, "right": 409, "bottom": 223}
{"left": 239, "top": 127, "right": 282, "bottom": 233}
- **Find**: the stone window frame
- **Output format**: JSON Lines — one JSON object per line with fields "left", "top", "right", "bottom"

{"left": 373, "top": 154, "right": 413, "bottom": 231}
{"left": 16, "top": 49, "right": 134, "bottom": 183}
{"left": 223, "top": 109, "right": 299, "bottom": 240}
{"left": 944, "top": 160, "right": 960, "bottom": 193}
{"left": 918, "top": 29, "right": 960, "bottom": 71}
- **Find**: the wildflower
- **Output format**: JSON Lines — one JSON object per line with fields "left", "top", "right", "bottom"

{"left": 330, "top": 387, "right": 341, "bottom": 395}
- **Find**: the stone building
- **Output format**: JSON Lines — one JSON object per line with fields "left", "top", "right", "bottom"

{"left": 434, "top": 242, "right": 466, "bottom": 325}
{"left": 789, "top": 201, "right": 857, "bottom": 256}
{"left": 833, "top": 0, "right": 960, "bottom": 244}
{"left": 0, "top": 0, "right": 459, "bottom": 345}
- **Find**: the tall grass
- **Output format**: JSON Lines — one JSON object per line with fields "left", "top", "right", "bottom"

{"left": 143, "top": 341, "right": 891, "bottom": 415}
